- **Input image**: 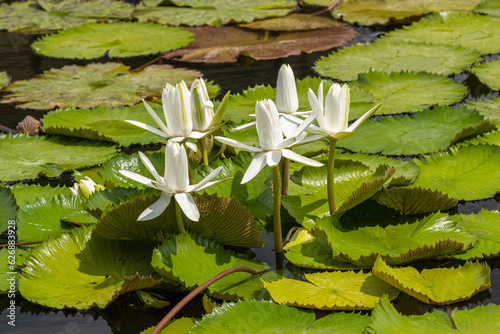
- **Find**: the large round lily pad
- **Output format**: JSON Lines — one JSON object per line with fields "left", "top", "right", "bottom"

{"left": 0, "top": 133, "right": 117, "bottom": 182}
{"left": 32, "top": 22, "right": 193, "bottom": 59}
{"left": 1, "top": 62, "right": 217, "bottom": 110}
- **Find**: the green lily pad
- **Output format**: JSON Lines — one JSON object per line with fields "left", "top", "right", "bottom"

{"left": 471, "top": 60, "right": 500, "bottom": 91}
{"left": 162, "top": 26, "right": 355, "bottom": 63}
{"left": 410, "top": 144, "right": 500, "bottom": 201}
{"left": 133, "top": 0, "right": 296, "bottom": 26}
{"left": 1, "top": 62, "right": 217, "bottom": 110}
{"left": 94, "top": 191, "right": 264, "bottom": 248}
{"left": 191, "top": 300, "right": 372, "bottom": 333}
{"left": 33, "top": 22, "right": 193, "bottom": 59}
{"left": 367, "top": 295, "right": 500, "bottom": 333}
{"left": 350, "top": 70, "right": 467, "bottom": 115}
{"left": 141, "top": 318, "right": 196, "bottom": 334}
{"left": 9, "top": 184, "right": 71, "bottom": 206}
{"left": 0, "top": 71, "right": 9, "bottom": 89}
{"left": 18, "top": 226, "right": 156, "bottom": 309}
{"left": 384, "top": 12, "right": 500, "bottom": 54}
{"left": 474, "top": 0, "right": 500, "bottom": 16}
{"left": 451, "top": 209, "right": 500, "bottom": 259}
{"left": 0, "top": 134, "right": 117, "bottom": 182}
{"left": 338, "top": 106, "right": 490, "bottom": 155}
{"left": 37, "top": 0, "right": 135, "bottom": 19}
{"left": 151, "top": 233, "right": 269, "bottom": 301}
{"left": 468, "top": 96, "right": 500, "bottom": 122}
{"left": 0, "top": 188, "right": 17, "bottom": 233}
{"left": 0, "top": 249, "right": 16, "bottom": 294}
{"left": 315, "top": 40, "right": 481, "bottom": 81}
{"left": 264, "top": 271, "right": 400, "bottom": 310}
{"left": 41, "top": 103, "right": 164, "bottom": 146}
{"left": 373, "top": 187, "right": 458, "bottom": 215}
{"left": 470, "top": 130, "right": 500, "bottom": 146}
{"left": 372, "top": 257, "right": 491, "bottom": 304}
{"left": 225, "top": 77, "right": 373, "bottom": 124}
{"left": 238, "top": 13, "right": 345, "bottom": 31}
{"left": 282, "top": 162, "right": 394, "bottom": 223}
{"left": 332, "top": 0, "right": 483, "bottom": 25}
{"left": 310, "top": 213, "right": 478, "bottom": 267}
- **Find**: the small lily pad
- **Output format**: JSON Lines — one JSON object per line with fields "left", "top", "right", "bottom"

{"left": 372, "top": 257, "right": 491, "bottom": 304}
{"left": 471, "top": 59, "right": 500, "bottom": 91}
{"left": 315, "top": 40, "right": 481, "bottom": 81}
{"left": 162, "top": 26, "right": 355, "bottom": 63}
{"left": 33, "top": 22, "right": 193, "bottom": 59}
{"left": 9, "top": 184, "right": 71, "bottom": 207}
{"left": 264, "top": 271, "right": 400, "bottom": 310}
{"left": 1, "top": 62, "right": 217, "bottom": 110}
{"left": 350, "top": 70, "right": 468, "bottom": 115}
{"left": 37, "top": 0, "right": 135, "bottom": 19}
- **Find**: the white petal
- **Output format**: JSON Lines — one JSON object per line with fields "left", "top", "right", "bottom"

{"left": 266, "top": 150, "right": 282, "bottom": 167}
{"left": 282, "top": 149, "right": 323, "bottom": 167}
{"left": 346, "top": 103, "right": 381, "bottom": 133}
{"left": 138, "top": 192, "right": 172, "bottom": 221}
{"left": 165, "top": 142, "right": 190, "bottom": 192}
{"left": 275, "top": 136, "right": 296, "bottom": 150}
{"left": 191, "top": 166, "right": 223, "bottom": 191}
{"left": 189, "top": 179, "right": 228, "bottom": 192}
{"left": 184, "top": 140, "right": 198, "bottom": 152}
{"left": 279, "top": 116, "right": 298, "bottom": 138}
{"left": 174, "top": 192, "right": 200, "bottom": 221}
{"left": 256, "top": 100, "right": 283, "bottom": 150}
{"left": 291, "top": 110, "right": 320, "bottom": 138}
{"left": 119, "top": 170, "right": 155, "bottom": 188}
{"left": 293, "top": 134, "right": 325, "bottom": 145}
{"left": 125, "top": 120, "right": 168, "bottom": 138}
{"left": 142, "top": 100, "right": 171, "bottom": 136}
{"left": 215, "top": 136, "right": 263, "bottom": 153}
{"left": 233, "top": 121, "right": 256, "bottom": 131}
{"left": 138, "top": 151, "right": 163, "bottom": 184}
{"left": 241, "top": 152, "right": 268, "bottom": 184}
{"left": 188, "top": 131, "right": 209, "bottom": 139}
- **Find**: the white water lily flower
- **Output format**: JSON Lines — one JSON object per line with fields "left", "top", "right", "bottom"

{"left": 215, "top": 99, "right": 323, "bottom": 184}
{"left": 191, "top": 78, "right": 215, "bottom": 132}
{"left": 307, "top": 82, "right": 381, "bottom": 140}
{"left": 119, "top": 142, "right": 223, "bottom": 221}
{"left": 69, "top": 176, "right": 104, "bottom": 199}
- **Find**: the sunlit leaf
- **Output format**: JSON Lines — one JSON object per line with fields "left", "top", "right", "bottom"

{"left": 37, "top": 0, "right": 134, "bottom": 19}
{"left": 239, "top": 13, "right": 345, "bottom": 31}
{"left": 372, "top": 257, "right": 491, "bottom": 304}
{"left": 310, "top": 213, "right": 478, "bottom": 267}
{"left": 0, "top": 71, "right": 9, "bottom": 89}
{"left": 133, "top": 0, "right": 296, "bottom": 26}
{"left": 0, "top": 188, "right": 16, "bottom": 232}
{"left": 315, "top": 39, "right": 481, "bottom": 81}
{"left": 410, "top": 144, "right": 500, "bottom": 201}
{"left": 162, "top": 26, "right": 355, "bottom": 63}
{"left": 18, "top": 226, "right": 156, "bottom": 309}
{"left": 33, "top": 22, "right": 193, "bottom": 59}
{"left": 451, "top": 209, "right": 500, "bottom": 259}
{"left": 374, "top": 187, "right": 458, "bottom": 215}
{"left": 474, "top": 0, "right": 500, "bottom": 17}
{"left": 350, "top": 70, "right": 467, "bottom": 115}
{"left": 467, "top": 96, "right": 500, "bottom": 122}
{"left": 151, "top": 233, "right": 269, "bottom": 301}
{"left": 1, "top": 63, "right": 217, "bottom": 110}
{"left": 191, "top": 300, "right": 372, "bottom": 333}
{"left": 9, "top": 184, "right": 71, "bottom": 206}
{"left": 0, "top": 134, "right": 117, "bottom": 182}
{"left": 332, "top": 0, "right": 483, "bottom": 25}
{"left": 384, "top": 12, "right": 500, "bottom": 54}
{"left": 0, "top": 249, "right": 16, "bottom": 294}
{"left": 471, "top": 59, "right": 500, "bottom": 91}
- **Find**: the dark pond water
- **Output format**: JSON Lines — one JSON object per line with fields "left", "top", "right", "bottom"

{"left": 1, "top": 18, "right": 500, "bottom": 334}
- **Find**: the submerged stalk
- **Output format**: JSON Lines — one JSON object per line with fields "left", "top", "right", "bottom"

{"left": 281, "top": 158, "right": 289, "bottom": 195}
{"left": 328, "top": 138, "right": 337, "bottom": 215}
{"left": 200, "top": 137, "right": 209, "bottom": 166}
{"left": 174, "top": 200, "right": 186, "bottom": 234}
{"left": 272, "top": 165, "right": 283, "bottom": 253}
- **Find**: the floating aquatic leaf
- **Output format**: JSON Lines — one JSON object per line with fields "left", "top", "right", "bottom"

{"left": 471, "top": 59, "right": 500, "bottom": 91}
{"left": 0, "top": 188, "right": 16, "bottom": 232}
{"left": 94, "top": 191, "right": 264, "bottom": 248}
{"left": 338, "top": 106, "right": 489, "bottom": 155}
{"left": 36, "top": 0, "right": 135, "bottom": 19}
{"left": 9, "top": 184, "right": 71, "bottom": 206}
{"left": 310, "top": 213, "right": 478, "bottom": 267}
{"left": 451, "top": 209, "right": 500, "bottom": 259}
{"left": 0, "top": 134, "right": 117, "bottom": 182}
{"left": 191, "top": 300, "right": 372, "bottom": 333}
{"left": 410, "top": 144, "right": 500, "bottom": 201}
{"left": 1, "top": 63, "right": 217, "bottom": 110}
{"left": 18, "top": 226, "right": 156, "bottom": 309}
{"left": 0, "top": 249, "right": 16, "bottom": 294}
{"left": 468, "top": 96, "right": 500, "bottom": 122}
{"left": 282, "top": 162, "right": 394, "bottom": 223}
{"left": 33, "top": 22, "right": 193, "bottom": 59}
{"left": 384, "top": 12, "right": 500, "bottom": 54}
{"left": 474, "top": 0, "right": 500, "bottom": 16}
{"left": 264, "top": 271, "right": 399, "bottom": 310}
{"left": 133, "top": 0, "right": 296, "bottom": 26}
{"left": 238, "top": 13, "right": 345, "bottom": 31}
{"left": 151, "top": 233, "right": 269, "bottom": 301}
{"left": 332, "top": 0, "right": 483, "bottom": 25}
{"left": 367, "top": 295, "right": 500, "bottom": 333}
{"left": 162, "top": 26, "right": 355, "bottom": 63}
{"left": 350, "top": 71, "right": 467, "bottom": 115}
{"left": 141, "top": 318, "right": 196, "bottom": 334}
{"left": 374, "top": 187, "right": 458, "bottom": 215}
{"left": 0, "top": 71, "right": 9, "bottom": 89}
{"left": 225, "top": 77, "right": 373, "bottom": 123}
{"left": 315, "top": 40, "right": 481, "bottom": 81}
{"left": 469, "top": 130, "right": 500, "bottom": 146}
{"left": 372, "top": 257, "right": 491, "bottom": 304}
{"left": 41, "top": 104, "right": 164, "bottom": 146}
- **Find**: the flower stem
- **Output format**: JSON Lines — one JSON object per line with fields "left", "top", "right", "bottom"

{"left": 174, "top": 199, "right": 186, "bottom": 234}
{"left": 328, "top": 138, "right": 337, "bottom": 216}
{"left": 272, "top": 165, "right": 283, "bottom": 253}
{"left": 200, "top": 138, "right": 209, "bottom": 166}
{"left": 281, "top": 158, "right": 289, "bottom": 195}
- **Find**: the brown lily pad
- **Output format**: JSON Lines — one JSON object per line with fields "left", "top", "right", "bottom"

{"left": 162, "top": 26, "right": 355, "bottom": 63}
